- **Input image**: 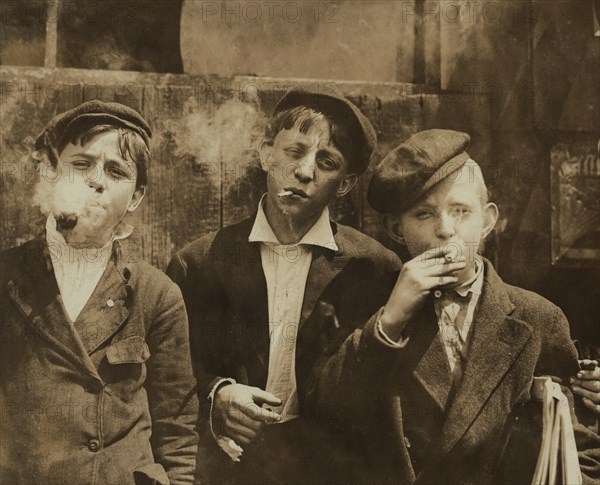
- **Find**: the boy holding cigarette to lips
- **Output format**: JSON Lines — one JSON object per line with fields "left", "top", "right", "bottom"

{"left": 0, "top": 101, "right": 198, "bottom": 485}
{"left": 309, "top": 129, "right": 600, "bottom": 484}
{"left": 167, "top": 87, "right": 400, "bottom": 483}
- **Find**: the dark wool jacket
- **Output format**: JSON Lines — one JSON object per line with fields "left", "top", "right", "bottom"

{"left": 167, "top": 216, "right": 401, "bottom": 484}
{"left": 308, "top": 259, "right": 600, "bottom": 485}
{"left": 0, "top": 236, "right": 199, "bottom": 485}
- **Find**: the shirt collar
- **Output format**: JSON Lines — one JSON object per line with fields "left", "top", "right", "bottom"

{"left": 454, "top": 254, "right": 484, "bottom": 297}
{"left": 45, "top": 213, "right": 133, "bottom": 251}
{"left": 248, "top": 194, "right": 338, "bottom": 251}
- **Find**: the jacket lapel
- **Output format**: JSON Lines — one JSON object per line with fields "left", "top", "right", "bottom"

{"left": 213, "top": 220, "right": 270, "bottom": 371}
{"left": 295, "top": 222, "right": 351, "bottom": 365}
{"left": 409, "top": 300, "right": 454, "bottom": 412}
{"left": 298, "top": 244, "right": 345, "bottom": 333}
{"left": 425, "top": 260, "right": 533, "bottom": 467}
{"left": 73, "top": 245, "right": 132, "bottom": 355}
{"left": 6, "top": 237, "right": 100, "bottom": 379}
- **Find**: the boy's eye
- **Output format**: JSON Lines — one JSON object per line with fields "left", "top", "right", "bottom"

{"left": 317, "top": 157, "right": 338, "bottom": 170}
{"left": 108, "top": 167, "right": 128, "bottom": 179}
{"left": 72, "top": 161, "right": 91, "bottom": 170}
{"left": 284, "top": 147, "right": 304, "bottom": 158}
{"left": 452, "top": 207, "right": 471, "bottom": 217}
{"left": 415, "top": 211, "right": 433, "bottom": 220}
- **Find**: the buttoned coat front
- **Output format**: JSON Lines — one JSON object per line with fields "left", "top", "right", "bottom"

{"left": 0, "top": 236, "right": 199, "bottom": 485}
{"left": 166, "top": 216, "right": 401, "bottom": 483}
{"left": 308, "top": 259, "right": 600, "bottom": 485}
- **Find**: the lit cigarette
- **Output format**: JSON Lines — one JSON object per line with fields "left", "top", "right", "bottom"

{"left": 277, "top": 190, "right": 293, "bottom": 197}
{"left": 444, "top": 245, "right": 461, "bottom": 262}
{"left": 56, "top": 212, "right": 78, "bottom": 230}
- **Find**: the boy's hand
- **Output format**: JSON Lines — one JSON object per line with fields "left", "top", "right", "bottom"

{"left": 571, "top": 360, "right": 600, "bottom": 415}
{"left": 214, "top": 383, "right": 282, "bottom": 445}
{"left": 381, "top": 247, "right": 466, "bottom": 341}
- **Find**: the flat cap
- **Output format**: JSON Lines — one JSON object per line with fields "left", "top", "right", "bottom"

{"left": 35, "top": 100, "right": 152, "bottom": 153}
{"left": 368, "top": 129, "right": 471, "bottom": 214}
{"left": 273, "top": 87, "right": 376, "bottom": 175}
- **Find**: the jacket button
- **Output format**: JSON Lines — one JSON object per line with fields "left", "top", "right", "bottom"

{"left": 87, "top": 439, "right": 100, "bottom": 452}
{"left": 404, "top": 436, "right": 411, "bottom": 448}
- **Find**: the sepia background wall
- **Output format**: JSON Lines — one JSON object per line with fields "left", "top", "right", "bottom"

{"left": 1, "top": 0, "right": 598, "bottom": 351}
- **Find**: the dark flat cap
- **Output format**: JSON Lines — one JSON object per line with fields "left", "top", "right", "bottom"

{"left": 273, "top": 87, "right": 376, "bottom": 175}
{"left": 368, "top": 129, "right": 471, "bottom": 214}
{"left": 35, "top": 100, "right": 152, "bottom": 153}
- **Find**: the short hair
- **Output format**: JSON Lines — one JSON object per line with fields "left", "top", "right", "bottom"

{"left": 264, "top": 106, "right": 357, "bottom": 174}
{"left": 56, "top": 119, "right": 150, "bottom": 190}
{"left": 461, "top": 160, "right": 490, "bottom": 205}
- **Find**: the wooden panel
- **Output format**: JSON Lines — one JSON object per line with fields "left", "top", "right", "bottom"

{"left": 145, "top": 83, "right": 222, "bottom": 268}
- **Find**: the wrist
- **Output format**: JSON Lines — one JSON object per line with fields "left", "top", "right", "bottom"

{"left": 215, "top": 380, "right": 234, "bottom": 399}
{"left": 380, "top": 306, "right": 409, "bottom": 340}
{"left": 208, "top": 378, "right": 236, "bottom": 435}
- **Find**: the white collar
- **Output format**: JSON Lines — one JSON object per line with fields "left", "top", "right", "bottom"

{"left": 454, "top": 255, "right": 484, "bottom": 297}
{"left": 248, "top": 194, "right": 338, "bottom": 251}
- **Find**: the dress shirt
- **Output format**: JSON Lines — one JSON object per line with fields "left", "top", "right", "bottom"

{"left": 432, "top": 255, "right": 484, "bottom": 373}
{"left": 248, "top": 194, "right": 338, "bottom": 422}
{"left": 45, "top": 213, "right": 133, "bottom": 321}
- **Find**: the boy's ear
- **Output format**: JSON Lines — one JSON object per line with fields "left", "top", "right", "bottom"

{"left": 336, "top": 173, "right": 357, "bottom": 198}
{"left": 127, "top": 186, "right": 146, "bottom": 213}
{"left": 481, "top": 202, "right": 499, "bottom": 239}
{"left": 258, "top": 141, "right": 273, "bottom": 173}
{"left": 383, "top": 214, "right": 405, "bottom": 244}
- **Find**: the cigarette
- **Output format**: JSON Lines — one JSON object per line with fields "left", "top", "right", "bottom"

{"left": 277, "top": 190, "right": 293, "bottom": 197}
{"left": 56, "top": 212, "right": 78, "bottom": 230}
{"left": 580, "top": 361, "right": 598, "bottom": 371}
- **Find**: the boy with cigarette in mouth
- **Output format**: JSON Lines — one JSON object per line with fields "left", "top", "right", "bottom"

{"left": 0, "top": 101, "right": 198, "bottom": 485}
{"left": 167, "top": 88, "right": 400, "bottom": 483}
{"left": 309, "top": 129, "right": 600, "bottom": 484}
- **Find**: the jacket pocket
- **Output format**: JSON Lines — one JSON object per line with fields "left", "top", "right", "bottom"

{"left": 101, "top": 335, "right": 151, "bottom": 402}
{"left": 106, "top": 335, "right": 151, "bottom": 364}
{"left": 133, "top": 462, "right": 170, "bottom": 485}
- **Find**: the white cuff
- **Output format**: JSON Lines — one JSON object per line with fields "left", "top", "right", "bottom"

{"left": 207, "top": 378, "right": 243, "bottom": 462}
{"left": 377, "top": 311, "right": 409, "bottom": 348}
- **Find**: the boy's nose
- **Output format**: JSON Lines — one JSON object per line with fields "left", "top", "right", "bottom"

{"left": 435, "top": 212, "right": 456, "bottom": 239}
{"left": 293, "top": 153, "right": 316, "bottom": 182}
{"left": 86, "top": 169, "right": 106, "bottom": 193}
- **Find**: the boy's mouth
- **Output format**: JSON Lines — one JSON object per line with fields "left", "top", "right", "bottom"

{"left": 56, "top": 212, "right": 78, "bottom": 230}
{"left": 280, "top": 187, "right": 308, "bottom": 198}
{"left": 441, "top": 242, "right": 464, "bottom": 262}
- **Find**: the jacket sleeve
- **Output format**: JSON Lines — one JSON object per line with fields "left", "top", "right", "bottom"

{"left": 305, "top": 304, "right": 407, "bottom": 425}
{"left": 145, "top": 281, "right": 199, "bottom": 485}
{"left": 300, "top": 251, "right": 402, "bottom": 417}
{"left": 166, "top": 252, "right": 228, "bottom": 413}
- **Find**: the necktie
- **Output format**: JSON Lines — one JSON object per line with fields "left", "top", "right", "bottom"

{"left": 439, "top": 299, "right": 462, "bottom": 373}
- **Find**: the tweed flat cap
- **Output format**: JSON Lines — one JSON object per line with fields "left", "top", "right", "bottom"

{"left": 273, "top": 87, "right": 377, "bottom": 175}
{"left": 368, "top": 129, "right": 471, "bottom": 214}
{"left": 35, "top": 100, "right": 152, "bottom": 154}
